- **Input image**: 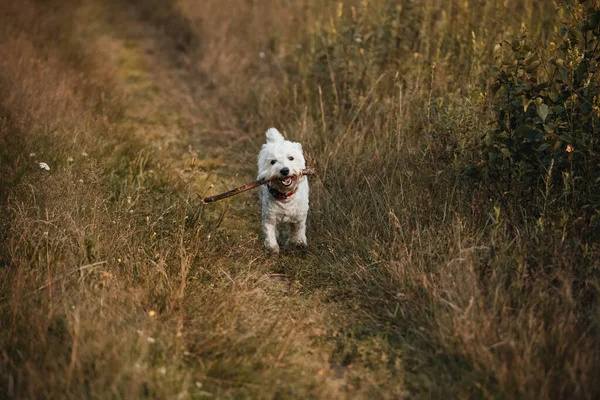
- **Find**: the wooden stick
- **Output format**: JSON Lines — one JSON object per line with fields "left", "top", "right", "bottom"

{"left": 202, "top": 168, "right": 314, "bottom": 204}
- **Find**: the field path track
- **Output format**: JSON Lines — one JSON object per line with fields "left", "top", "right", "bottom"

{"left": 66, "top": 1, "right": 386, "bottom": 398}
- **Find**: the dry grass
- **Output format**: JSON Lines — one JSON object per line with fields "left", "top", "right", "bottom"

{"left": 1, "top": 0, "right": 599, "bottom": 398}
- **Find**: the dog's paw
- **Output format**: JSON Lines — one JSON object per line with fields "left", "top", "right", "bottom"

{"left": 289, "top": 240, "right": 308, "bottom": 250}
{"left": 264, "top": 243, "right": 280, "bottom": 255}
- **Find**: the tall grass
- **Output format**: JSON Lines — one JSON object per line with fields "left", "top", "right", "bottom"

{"left": 1, "top": 0, "right": 599, "bottom": 398}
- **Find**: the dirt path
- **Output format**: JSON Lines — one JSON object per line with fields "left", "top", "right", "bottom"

{"left": 0, "top": 0, "right": 406, "bottom": 397}
{"left": 68, "top": 2, "right": 382, "bottom": 398}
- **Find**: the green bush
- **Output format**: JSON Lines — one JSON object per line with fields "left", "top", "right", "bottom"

{"left": 480, "top": 1, "right": 600, "bottom": 222}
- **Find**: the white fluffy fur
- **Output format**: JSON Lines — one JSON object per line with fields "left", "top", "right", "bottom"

{"left": 258, "top": 128, "right": 309, "bottom": 253}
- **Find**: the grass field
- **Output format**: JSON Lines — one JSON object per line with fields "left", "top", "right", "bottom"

{"left": 1, "top": 0, "right": 600, "bottom": 398}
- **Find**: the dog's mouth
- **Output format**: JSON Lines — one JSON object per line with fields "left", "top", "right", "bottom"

{"left": 280, "top": 176, "right": 293, "bottom": 187}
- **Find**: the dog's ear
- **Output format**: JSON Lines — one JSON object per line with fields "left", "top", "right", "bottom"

{"left": 266, "top": 128, "right": 285, "bottom": 143}
{"left": 294, "top": 142, "right": 303, "bottom": 153}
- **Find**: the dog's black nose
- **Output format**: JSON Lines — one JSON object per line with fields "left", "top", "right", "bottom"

{"left": 280, "top": 167, "right": 290, "bottom": 176}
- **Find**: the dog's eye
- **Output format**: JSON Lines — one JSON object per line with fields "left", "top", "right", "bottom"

{"left": 270, "top": 160, "right": 276, "bottom": 165}
{"left": 288, "top": 156, "right": 294, "bottom": 161}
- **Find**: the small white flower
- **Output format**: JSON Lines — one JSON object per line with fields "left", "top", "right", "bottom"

{"left": 39, "top": 162, "right": 50, "bottom": 171}
{"left": 259, "top": 51, "right": 266, "bottom": 59}
{"left": 67, "top": 157, "right": 74, "bottom": 163}
{"left": 195, "top": 382, "right": 203, "bottom": 388}
{"left": 81, "top": 151, "right": 89, "bottom": 157}
{"left": 78, "top": 179, "right": 84, "bottom": 183}
{"left": 127, "top": 196, "right": 132, "bottom": 204}
{"left": 147, "top": 336, "right": 155, "bottom": 344}
{"left": 354, "top": 36, "right": 363, "bottom": 43}
{"left": 29, "top": 152, "right": 36, "bottom": 157}
{"left": 158, "top": 367, "right": 167, "bottom": 375}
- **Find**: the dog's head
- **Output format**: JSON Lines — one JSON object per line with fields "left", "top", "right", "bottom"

{"left": 257, "top": 128, "right": 306, "bottom": 193}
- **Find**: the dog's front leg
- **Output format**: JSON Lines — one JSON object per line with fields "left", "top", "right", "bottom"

{"left": 262, "top": 218, "right": 279, "bottom": 254}
{"left": 289, "top": 216, "right": 307, "bottom": 247}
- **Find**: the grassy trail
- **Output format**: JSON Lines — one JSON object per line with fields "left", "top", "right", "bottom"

{"left": 102, "top": 3, "right": 410, "bottom": 397}
{"left": 25, "top": 1, "right": 381, "bottom": 398}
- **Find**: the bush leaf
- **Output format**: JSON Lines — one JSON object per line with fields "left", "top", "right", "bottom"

{"left": 537, "top": 103, "right": 549, "bottom": 122}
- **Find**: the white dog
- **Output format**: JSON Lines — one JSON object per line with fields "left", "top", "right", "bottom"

{"left": 257, "top": 128, "right": 309, "bottom": 253}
